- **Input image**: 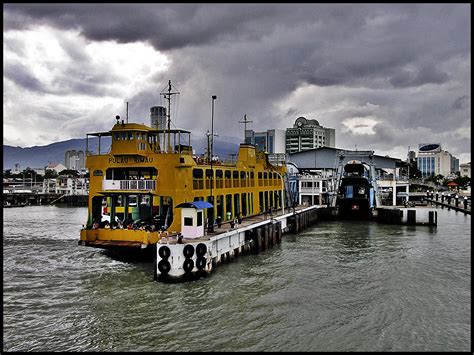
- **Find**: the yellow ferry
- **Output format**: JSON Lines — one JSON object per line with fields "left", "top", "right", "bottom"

{"left": 79, "top": 85, "right": 286, "bottom": 253}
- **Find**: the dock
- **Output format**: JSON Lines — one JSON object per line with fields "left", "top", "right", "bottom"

{"left": 154, "top": 205, "right": 332, "bottom": 282}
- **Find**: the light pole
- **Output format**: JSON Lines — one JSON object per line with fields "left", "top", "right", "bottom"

{"left": 208, "top": 95, "right": 217, "bottom": 233}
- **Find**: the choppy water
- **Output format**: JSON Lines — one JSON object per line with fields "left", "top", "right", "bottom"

{"left": 3, "top": 205, "right": 471, "bottom": 351}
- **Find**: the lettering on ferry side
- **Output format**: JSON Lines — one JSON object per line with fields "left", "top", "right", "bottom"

{"left": 108, "top": 156, "right": 153, "bottom": 164}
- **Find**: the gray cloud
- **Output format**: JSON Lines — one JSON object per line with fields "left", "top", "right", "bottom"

{"left": 3, "top": 3, "right": 471, "bottom": 162}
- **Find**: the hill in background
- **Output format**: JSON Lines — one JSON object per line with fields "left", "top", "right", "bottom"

{"left": 3, "top": 134, "right": 242, "bottom": 170}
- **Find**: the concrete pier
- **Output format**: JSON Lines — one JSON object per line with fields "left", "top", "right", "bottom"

{"left": 154, "top": 205, "right": 331, "bottom": 282}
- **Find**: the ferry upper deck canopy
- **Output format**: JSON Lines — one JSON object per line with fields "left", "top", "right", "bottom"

{"left": 86, "top": 125, "right": 192, "bottom": 156}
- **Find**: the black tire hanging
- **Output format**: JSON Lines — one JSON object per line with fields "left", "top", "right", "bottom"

{"left": 183, "top": 258, "right": 194, "bottom": 273}
{"left": 196, "top": 243, "right": 207, "bottom": 257}
{"left": 196, "top": 257, "right": 206, "bottom": 270}
{"left": 158, "top": 246, "right": 171, "bottom": 259}
{"left": 183, "top": 244, "right": 195, "bottom": 258}
{"left": 158, "top": 259, "right": 171, "bottom": 274}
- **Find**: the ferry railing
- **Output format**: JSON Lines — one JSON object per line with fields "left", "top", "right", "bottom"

{"left": 102, "top": 179, "right": 156, "bottom": 191}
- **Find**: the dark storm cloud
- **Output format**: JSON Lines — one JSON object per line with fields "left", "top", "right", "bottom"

{"left": 3, "top": 3, "right": 470, "bottom": 161}
{"left": 4, "top": 62, "right": 45, "bottom": 92}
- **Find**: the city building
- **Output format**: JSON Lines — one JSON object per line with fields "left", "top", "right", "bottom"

{"left": 46, "top": 162, "right": 67, "bottom": 174}
{"left": 416, "top": 143, "right": 459, "bottom": 177}
{"left": 245, "top": 128, "right": 287, "bottom": 165}
{"left": 56, "top": 176, "right": 89, "bottom": 195}
{"left": 460, "top": 162, "right": 471, "bottom": 178}
{"left": 285, "top": 117, "right": 335, "bottom": 154}
{"left": 65, "top": 150, "right": 85, "bottom": 170}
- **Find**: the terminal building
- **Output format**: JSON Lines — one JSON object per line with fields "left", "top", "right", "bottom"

{"left": 285, "top": 117, "right": 335, "bottom": 154}
{"left": 416, "top": 143, "right": 459, "bottom": 177}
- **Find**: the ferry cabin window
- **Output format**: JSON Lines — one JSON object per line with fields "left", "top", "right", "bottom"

{"left": 258, "top": 172, "right": 263, "bottom": 186}
{"left": 263, "top": 172, "right": 268, "bottom": 186}
{"left": 216, "top": 170, "right": 223, "bottom": 189}
{"left": 205, "top": 169, "right": 214, "bottom": 189}
{"left": 121, "top": 132, "right": 126, "bottom": 140}
{"left": 250, "top": 171, "right": 255, "bottom": 187}
{"left": 234, "top": 193, "right": 240, "bottom": 216}
{"left": 224, "top": 170, "right": 231, "bottom": 188}
{"left": 233, "top": 171, "right": 239, "bottom": 188}
{"left": 240, "top": 171, "right": 246, "bottom": 188}
{"left": 93, "top": 170, "right": 103, "bottom": 176}
{"left": 193, "top": 169, "right": 204, "bottom": 190}
{"left": 226, "top": 194, "right": 232, "bottom": 219}
{"left": 114, "top": 133, "right": 120, "bottom": 141}
{"left": 128, "top": 132, "right": 134, "bottom": 140}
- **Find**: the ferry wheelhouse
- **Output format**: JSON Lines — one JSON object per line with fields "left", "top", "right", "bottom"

{"left": 79, "top": 110, "right": 286, "bottom": 253}
{"left": 336, "top": 160, "right": 375, "bottom": 218}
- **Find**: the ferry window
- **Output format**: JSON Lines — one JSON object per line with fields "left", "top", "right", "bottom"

{"left": 263, "top": 172, "right": 268, "bottom": 186}
{"left": 258, "top": 172, "right": 263, "bottom": 186}
{"left": 234, "top": 193, "right": 240, "bottom": 216}
{"left": 216, "top": 169, "right": 223, "bottom": 189}
{"left": 225, "top": 170, "right": 231, "bottom": 188}
{"left": 136, "top": 133, "right": 141, "bottom": 140}
{"left": 226, "top": 194, "right": 232, "bottom": 219}
{"left": 233, "top": 171, "right": 239, "bottom": 188}
{"left": 240, "top": 171, "right": 246, "bottom": 188}
{"left": 259, "top": 191, "right": 264, "bottom": 213}
{"left": 184, "top": 217, "right": 193, "bottom": 226}
{"left": 93, "top": 170, "right": 103, "bottom": 176}
{"left": 241, "top": 193, "right": 247, "bottom": 216}
{"left": 121, "top": 132, "right": 126, "bottom": 140}
{"left": 128, "top": 132, "right": 134, "bottom": 140}
{"left": 205, "top": 169, "right": 214, "bottom": 189}
{"left": 250, "top": 171, "right": 255, "bottom": 187}
{"left": 193, "top": 169, "right": 204, "bottom": 190}
{"left": 114, "top": 133, "right": 120, "bottom": 141}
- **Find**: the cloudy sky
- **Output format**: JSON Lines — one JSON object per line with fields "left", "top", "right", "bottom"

{"left": 3, "top": 3, "right": 471, "bottom": 162}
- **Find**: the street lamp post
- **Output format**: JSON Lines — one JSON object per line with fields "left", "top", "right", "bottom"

{"left": 208, "top": 95, "right": 217, "bottom": 233}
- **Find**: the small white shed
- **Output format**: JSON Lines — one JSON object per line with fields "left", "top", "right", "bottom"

{"left": 175, "top": 201, "right": 213, "bottom": 239}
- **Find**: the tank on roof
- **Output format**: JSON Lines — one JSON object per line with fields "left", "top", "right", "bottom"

{"left": 294, "top": 116, "right": 320, "bottom": 128}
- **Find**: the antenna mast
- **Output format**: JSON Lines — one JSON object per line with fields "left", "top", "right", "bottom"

{"left": 239, "top": 114, "right": 253, "bottom": 143}
{"left": 160, "top": 80, "right": 180, "bottom": 152}
{"left": 126, "top": 101, "right": 129, "bottom": 123}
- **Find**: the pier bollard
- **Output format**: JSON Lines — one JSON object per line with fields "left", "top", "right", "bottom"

{"left": 455, "top": 195, "right": 459, "bottom": 207}
{"left": 441, "top": 194, "right": 445, "bottom": 203}
{"left": 407, "top": 210, "right": 416, "bottom": 225}
{"left": 435, "top": 193, "right": 439, "bottom": 201}
{"left": 255, "top": 227, "right": 262, "bottom": 254}
{"left": 428, "top": 211, "right": 437, "bottom": 225}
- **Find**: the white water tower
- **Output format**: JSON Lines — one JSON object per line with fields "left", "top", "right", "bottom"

{"left": 150, "top": 106, "right": 166, "bottom": 130}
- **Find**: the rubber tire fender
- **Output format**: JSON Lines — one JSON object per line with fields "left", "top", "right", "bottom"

{"left": 196, "top": 257, "right": 206, "bottom": 270}
{"left": 196, "top": 243, "right": 207, "bottom": 257}
{"left": 158, "top": 259, "right": 171, "bottom": 274}
{"left": 183, "top": 258, "right": 194, "bottom": 273}
{"left": 158, "top": 246, "right": 171, "bottom": 259}
{"left": 183, "top": 244, "right": 195, "bottom": 258}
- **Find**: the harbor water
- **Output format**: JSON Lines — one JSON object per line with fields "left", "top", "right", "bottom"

{"left": 3, "top": 206, "right": 471, "bottom": 351}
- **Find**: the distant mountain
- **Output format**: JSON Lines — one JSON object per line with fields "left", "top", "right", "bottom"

{"left": 3, "top": 134, "right": 242, "bottom": 170}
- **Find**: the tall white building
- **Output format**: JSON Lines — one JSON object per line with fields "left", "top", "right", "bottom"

{"left": 416, "top": 143, "right": 458, "bottom": 177}
{"left": 65, "top": 150, "right": 85, "bottom": 170}
{"left": 285, "top": 117, "right": 335, "bottom": 154}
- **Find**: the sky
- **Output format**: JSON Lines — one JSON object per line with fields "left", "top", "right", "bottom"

{"left": 3, "top": 3, "right": 471, "bottom": 163}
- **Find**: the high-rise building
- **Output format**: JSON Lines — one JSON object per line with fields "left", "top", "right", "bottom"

{"left": 245, "top": 129, "right": 286, "bottom": 154}
{"left": 285, "top": 117, "right": 335, "bottom": 154}
{"left": 416, "top": 143, "right": 458, "bottom": 177}
{"left": 65, "top": 150, "right": 85, "bottom": 170}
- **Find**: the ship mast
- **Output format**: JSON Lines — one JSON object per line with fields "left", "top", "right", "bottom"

{"left": 160, "top": 80, "right": 180, "bottom": 152}
{"left": 239, "top": 114, "right": 253, "bottom": 143}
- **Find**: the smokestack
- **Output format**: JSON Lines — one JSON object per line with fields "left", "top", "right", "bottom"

{"left": 150, "top": 106, "right": 167, "bottom": 130}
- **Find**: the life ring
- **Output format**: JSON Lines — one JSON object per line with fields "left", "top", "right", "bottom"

{"left": 183, "top": 244, "right": 194, "bottom": 258}
{"left": 196, "top": 243, "right": 207, "bottom": 256}
{"left": 196, "top": 257, "right": 206, "bottom": 270}
{"left": 158, "top": 259, "right": 171, "bottom": 274}
{"left": 158, "top": 246, "right": 171, "bottom": 259}
{"left": 183, "top": 258, "right": 194, "bottom": 273}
